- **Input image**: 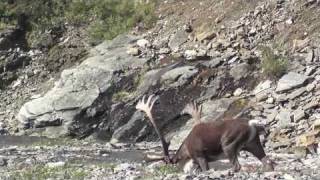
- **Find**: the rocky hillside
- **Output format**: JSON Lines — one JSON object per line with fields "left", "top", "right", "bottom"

{"left": 1, "top": 0, "right": 320, "bottom": 179}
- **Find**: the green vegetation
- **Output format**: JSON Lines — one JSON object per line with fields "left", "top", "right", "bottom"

{"left": 0, "top": 0, "right": 157, "bottom": 40}
{"left": 153, "top": 164, "right": 179, "bottom": 176}
{"left": 10, "top": 164, "right": 88, "bottom": 180}
{"left": 260, "top": 46, "right": 288, "bottom": 78}
{"left": 112, "top": 91, "right": 131, "bottom": 102}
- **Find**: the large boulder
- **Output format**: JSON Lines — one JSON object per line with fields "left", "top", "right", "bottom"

{"left": 17, "top": 35, "right": 148, "bottom": 137}
{"left": 276, "top": 72, "right": 310, "bottom": 92}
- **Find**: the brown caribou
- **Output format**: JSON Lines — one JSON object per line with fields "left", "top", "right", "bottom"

{"left": 135, "top": 95, "right": 274, "bottom": 172}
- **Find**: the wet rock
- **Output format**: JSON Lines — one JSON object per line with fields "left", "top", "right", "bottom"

{"left": 276, "top": 72, "right": 309, "bottom": 92}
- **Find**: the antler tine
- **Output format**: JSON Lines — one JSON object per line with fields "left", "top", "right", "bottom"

{"left": 182, "top": 101, "right": 202, "bottom": 125}
{"left": 136, "top": 95, "right": 171, "bottom": 163}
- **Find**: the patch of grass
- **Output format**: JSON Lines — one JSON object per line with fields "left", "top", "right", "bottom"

{"left": 86, "top": 0, "right": 157, "bottom": 41}
{"left": 153, "top": 164, "right": 179, "bottom": 176}
{"left": 1, "top": 0, "right": 157, "bottom": 42}
{"left": 9, "top": 164, "right": 88, "bottom": 180}
{"left": 112, "top": 91, "right": 131, "bottom": 102}
{"left": 260, "top": 46, "right": 288, "bottom": 79}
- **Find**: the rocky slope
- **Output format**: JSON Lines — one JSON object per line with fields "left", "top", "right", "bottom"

{"left": 1, "top": 0, "right": 320, "bottom": 179}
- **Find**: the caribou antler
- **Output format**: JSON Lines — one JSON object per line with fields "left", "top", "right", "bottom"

{"left": 136, "top": 95, "right": 171, "bottom": 163}
{"left": 181, "top": 101, "right": 202, "bottom": 125}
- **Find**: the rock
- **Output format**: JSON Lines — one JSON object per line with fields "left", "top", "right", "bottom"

{"left": 305, "top": 49, "right": 314, "bottom": 62}
{"left": 17, "top": 35, "right": 149, "bottom": 137}
{"left": 195, "top": 30, "right": 216, "bottom": 42}
{"left": 253, "top": 80, "right": 272, "bottom": 94}
{"left": 137, "top": 39, "right": 151, "bottom": 48}
{"left": 255, "top": 92, "right": 268, "bottom": 102}
{"left": 230, "top": 63, "right": 249, "bottom": 81}
{"left": 276, "top": 72, "right": 309, "bottom": 92}
{"left": 266, "top": 97, "right": 275, "bottom": 104}
{"left": 276, "top": 109, "right": 293, "bottom": 128}
{"left": 201, "top": 57, "right": 222, "bottom": 68}
{"left": 292, "top": 109, "right": 305, "bottom": 122}
{"left": 293, "top": 38, "right": 310, "bottom": 52}
{"left": 127, "top": 47, "right": 140, "bottom": 56}
{"left": 160, "top": 66, "right": 198, "bottom": 87}
{"left": 168, "top": 30, "right": 189, "bottom": 51}
{"left": 184, "top": 50, "right": 197, "bottom": 60}
{"left": 306, "top": 83, "right": 315, "bottom": 92}
{"left": 46, "top": 161, "right": 66, "bottom": 168}
{"left": 0, "top": 157, "right": 7, "bottom": 166}
{"left": 114, "top": 163, "right": 135, "bottom": 172}
{"left": 303, "top": 99, "right": 320, "bottom": 110}
{"left": 296, "top": 133, "right": 317, "bottom": 148}
{"left": 159, "top": 48, "right": 171, "bottom": 54}
{"left": 287, "top": 87, "right": 306, "bottom": 100}
{"left": 233, "top": 88, "right": 243, "bottom": 96}
{"left": 283, "top": 174, "right": 295, "bottom": 180}
{"left": 305, "top": 66, "right": 316, "bottom": 76}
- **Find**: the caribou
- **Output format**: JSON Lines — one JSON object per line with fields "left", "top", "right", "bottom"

{"left": 135, "top": 95, "right": 274, "bottom": 172}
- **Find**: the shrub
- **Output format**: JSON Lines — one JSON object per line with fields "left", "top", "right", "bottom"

{"left": 1, "top": 0, "right": 157, "bottom": 41}
{"left": 260, "top": 46, "right": 288, "bottom": 78}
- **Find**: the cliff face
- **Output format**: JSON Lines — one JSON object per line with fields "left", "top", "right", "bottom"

{"left": 1, "top": 0, "right": 320, "bottom": 178}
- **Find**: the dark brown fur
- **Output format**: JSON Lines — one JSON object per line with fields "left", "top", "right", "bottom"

{"left": 172, "top": 119, "right": 274, "bottom": 171}
{"left": 136, "top": 96, "right": 274, "bottom": 172}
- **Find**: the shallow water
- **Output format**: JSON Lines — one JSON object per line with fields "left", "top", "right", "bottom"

{"left": 0, "top": 135, "right": 52, "bottom": 147}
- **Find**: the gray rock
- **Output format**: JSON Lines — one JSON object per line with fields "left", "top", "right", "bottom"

{"left": 168, "top": 30, "right": 189, "bottom": 51}
{"left": 276, "top": 109, "right": 293, "bottom": 128}
{"left": 253, "top": 80, "right": 272, "bottom": 94}
{"left": 306, "top": 83, "right": 315, "bottom": 92}
{"left": 17, "top": 35, "right": 149, "bottom": 137}
{"left": 127, "top": 47, "right": 140, "bottom": 56}
{"left": 292, "top": 109, "right": 305, "bottom": 122}
{"left": 137, "top": 39, "right": 151, "bottom": 48}
{"left": 230, "top": 63, "right": 249, "bottom": 81}
{"left": 0, "top": 157, "right": 7, "bottom": 166}
{"left": 276, "top": 72, "right": 309, "bottom": 92}
{"left": 159, "top": 48, "right": 171, "bottom": 54}
{"left": 305, "top": 49, "right": 314, "bottom": 63}
{"left": 201, "top": 57, "right": 222, "bottom": 68}
{"left": 287, "top": 87, "right": 306, "bottom": 100}
{"left": 161, "top": 66, "right": 198, "bottom": 87}
{"left": 254, "top": 80, "right": 273, "bottom": 94}
{"left": 184, "top": 50, "right": 197, "bottom": 60}
{"left": 46, "top": 161, "right": 66, "bottom": 168}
